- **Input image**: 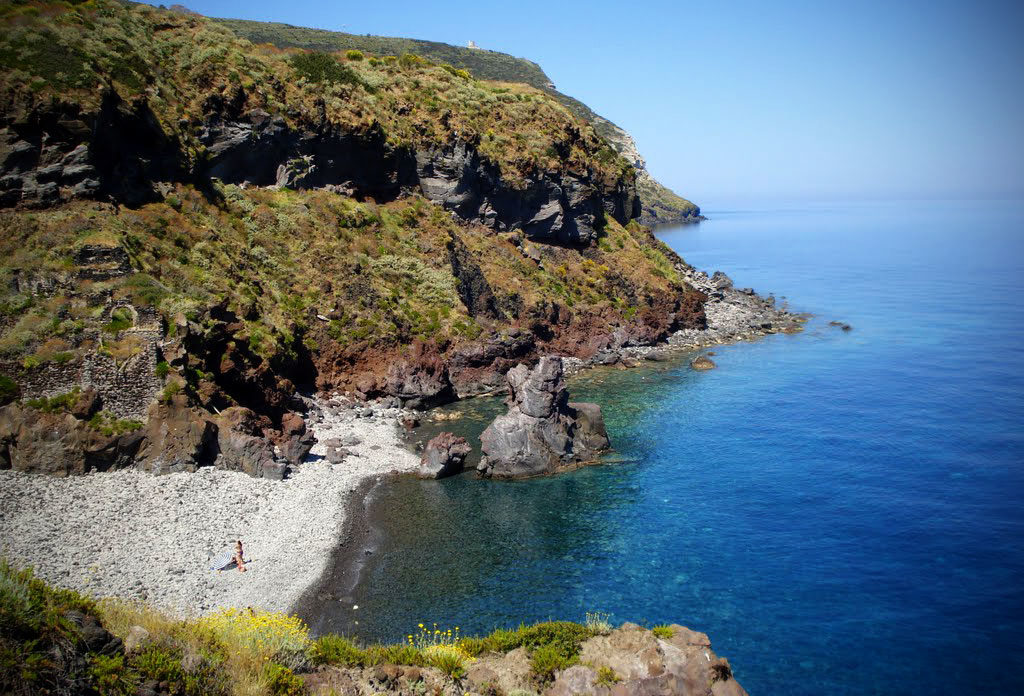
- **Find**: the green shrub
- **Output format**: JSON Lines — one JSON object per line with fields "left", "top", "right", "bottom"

{"left": 89, "top": 654, "right": 138, "bottom": 696}
{"left": 651, "top": 624, "right": 675, "bottom": 639}
{"left": 584, "top": 611, "right": 612, "bottom": 635}
{"left": 398, "top": 52, "right": 426, "bottom": 69}
{"left": 104, "top": 307, "right": 135, "bottom": 334}
{"left": 309, "top": 634, "right": 365, "bottom": 667}
{"left": 160, "top": 381, "right": 182, "bottom": 404}
{"left": 441, "top": 64, "right": 471, "bottom": 80}
{"left": 21, "top": 355, "right": 41, "bottom": 370}
{"left": 25, "top": 388, "right": 81, "bottom": 414}
{"left": 154, "top": 361, "right": 171, "bottom": 379}
{"left": 517, "top": 622, "right": 591, "bottom": 659}
{"left": 289, "top": 51, "right": 363, "bottom": 86}
{"left": 87, "top": 412, "right": 144, "bottom": 437}
{"left": 529, "top": 643, "right": 574, "bottom": 682}
{"left": 344, "top": 49, "right": 364, "bottom": 61}
{"left": 424, "top": 645, "right": 466, "bottom": 680}
{"left": 0, "top": 375, "right": 18, "bottom": 405}
{"left": 131, "top": 645, "right": 185, "bottom": 684}
{"left": 263, "top": 663, "right": 307, "bottom": 695}
{"left": 362, "top": 643, "right": 426, "bottom": 667}
{"left": 595, "top": 665, "right": 621, "bottom": 686}
{"left": 0, "top": 560, "right": 98, "bottom": 695}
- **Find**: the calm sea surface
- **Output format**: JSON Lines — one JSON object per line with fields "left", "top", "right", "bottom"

{"left": 304, "top": 200, "right": 1024, "bottom": 695}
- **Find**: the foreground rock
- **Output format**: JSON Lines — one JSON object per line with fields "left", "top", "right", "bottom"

{"left": 305, "top": 623, "right": 746, "bottom": 696}
{"left": 548, "top": 623, "right": 747, "bottom": 696}
{"left": 419, "top": 431, "right": 472, "bottom": 479}
{"left": 477, "top": 356, "right": 609, "bottom": 478}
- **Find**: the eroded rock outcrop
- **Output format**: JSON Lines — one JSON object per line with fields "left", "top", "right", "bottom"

{"left": 213, "top": 406, "right": 284, "bottom": 480}
{"left": 477, "top": 356, "right": 609, "bottom": 478}
{"left": 135, "top": 395, "right": 216, "bottom": 475}
{"left": 0, "top": 401, "right": 143, "bottom": 476}
{"left": 548, "top": 623, "right": 748, "bottom": 696}
{"left": 418, "top": 431, "right": 471, "bottom": 479}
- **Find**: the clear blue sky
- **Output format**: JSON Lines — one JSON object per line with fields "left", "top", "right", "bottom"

{"left": 165, "top": 0, "right": 1023, "bottom": 205}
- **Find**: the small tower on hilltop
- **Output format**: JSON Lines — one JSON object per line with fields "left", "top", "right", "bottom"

{"left": 467, "top": 40, "right": 480, "bottom": 49}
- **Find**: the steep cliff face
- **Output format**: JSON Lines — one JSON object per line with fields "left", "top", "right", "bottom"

{"left": 1, "top": 96, "right": 637, "bottom": 249}
{"left": 591, "top": 115, "right": 704, "bottom": 226}
{"left": 216, "top": 16, "right": 704, "bottom": 225}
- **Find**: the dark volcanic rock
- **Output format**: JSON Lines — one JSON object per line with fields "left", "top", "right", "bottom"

{"left": 477, "top": 356, "right": 609, "bottom": 478}
{"left": 419, "top": 431, "right": 472, "bottom": 479}
{"left": 135, "top": 395, "right": 216, "bottom": 474}
{"left": 381, "top": 342, "right": 455, "bottom": 409}
{"left": 213, "top": 406, "right": 281, "bottom": 479}
{"left": 2, "top": 95, "right": 638, "bottom": 249}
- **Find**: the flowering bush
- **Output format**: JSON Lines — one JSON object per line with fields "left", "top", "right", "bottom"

{"left": 197, "top": 608, "right": 310, "bottom": 662}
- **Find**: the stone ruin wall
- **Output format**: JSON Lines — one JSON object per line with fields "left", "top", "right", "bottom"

{"left": 1, "top": 303, "right": 164, "bottom": 420}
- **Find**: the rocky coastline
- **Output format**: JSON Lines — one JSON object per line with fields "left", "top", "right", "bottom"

{"left": 0, "top": 260, "right": 800, "bottom": 612}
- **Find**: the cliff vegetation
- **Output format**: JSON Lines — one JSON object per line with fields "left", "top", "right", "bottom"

{"left": 0, "top": 560, "right": 746, "bottom": 696}
{"left": 214, "top": 15, "right": 702, "bottom": 224}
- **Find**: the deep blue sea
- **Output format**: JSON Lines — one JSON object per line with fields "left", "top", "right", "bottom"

{"left": 308, "top": 200, "right": 1024, "bottom": 695}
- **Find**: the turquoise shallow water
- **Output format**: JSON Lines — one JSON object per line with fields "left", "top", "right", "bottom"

{"left": 304, "top": 200, "right": 1024, "bottom": 694}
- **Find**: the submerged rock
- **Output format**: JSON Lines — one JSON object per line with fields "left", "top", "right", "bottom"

{"left": 418, "top": 431, "right": 472, "bottom": 479}
{"left": 690, "top": 355, "right": 716, "bottom": 370}
{"left": 477, "top": 356, "right": 609, "bottom": 478}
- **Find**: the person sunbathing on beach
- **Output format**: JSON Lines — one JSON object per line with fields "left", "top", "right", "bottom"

{"left": 233, "top": 540, "right": 247, "bottom": 573}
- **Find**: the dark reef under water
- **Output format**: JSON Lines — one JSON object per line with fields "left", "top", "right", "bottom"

{"left": 301, "top": 200, "right": 1024, "bottom": 695}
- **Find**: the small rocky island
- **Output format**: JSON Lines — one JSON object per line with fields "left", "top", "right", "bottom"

{"left": 478, "top": 356, "right": 610, "bottom": 478}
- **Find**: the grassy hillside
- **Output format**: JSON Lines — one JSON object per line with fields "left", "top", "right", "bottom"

{"left": 0, "top": 185, "right": 687, "bottom": 370}
{"left": 214, "top": 18, "right": 553, "bottom": 88}
{"left": 0, "top": 0, "right": 703, "bottom": 415}
{"left": 0, "top": 1, "right": 629, "bottom": 190}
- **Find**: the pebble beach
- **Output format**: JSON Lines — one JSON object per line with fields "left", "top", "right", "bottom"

{"left": 0, "top": 407, "right": 418, "bottom": 616}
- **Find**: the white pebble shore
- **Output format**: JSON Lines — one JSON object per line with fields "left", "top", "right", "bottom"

{"left": 0, "top": 408, "right": 418, "bottom": 617}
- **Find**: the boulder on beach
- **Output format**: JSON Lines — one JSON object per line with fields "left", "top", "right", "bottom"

{"left": 418, "top": 431, "right": 472, "bottom": 479}
{"left": 690, "top": 355, "right": 716, "bottom": 370}
{"left": 477, "top": 356, "right": 610, "bottom": 479}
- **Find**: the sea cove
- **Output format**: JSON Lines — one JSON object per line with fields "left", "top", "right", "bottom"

{"left": 302, "top": 200, "right": 1024, "bottom": 695}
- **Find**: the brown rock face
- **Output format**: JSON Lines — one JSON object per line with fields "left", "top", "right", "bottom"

{"left": 546, "top": 624, "right": 748, "bottom": 696}
{"left": 477, "top": 356, "right": 610, "bottom": 478}
{"left": 0, "top": 403, "right": 143, "bottom": 476}
{"left": 691, "top": 355, "right": 717, "bottom": 371}
{"left": 213, "top": 406, "right": 283, "bottom": 479}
